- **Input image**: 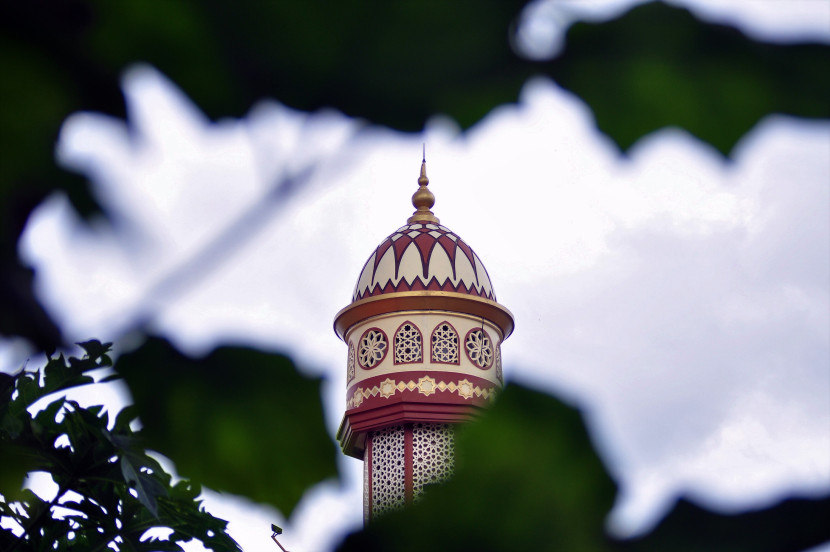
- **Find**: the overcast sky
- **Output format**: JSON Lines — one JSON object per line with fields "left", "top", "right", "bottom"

{"left": 4, "top": 1, "right": 830, "bottom": 551}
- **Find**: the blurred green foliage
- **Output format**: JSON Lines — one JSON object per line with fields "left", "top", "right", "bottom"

{"left": 2, "top": 0, "right": 828, "bottom": 347}
{"left": 116, "top": 338, "right": 337, "bottom": 516}
{"left": 338, "top": 384, "right": 618, "bottom": 551}
{"left": 0, "top": 340, "right": 241, "bottom": 551}
{"left": 339, "top": 385, "right": 830, "bottom": 552}
{"left": 544, "top": 3, "right": 830, "bottom": 156}
{"left": 1, "top": 0, "right": 829, "bottom": 549}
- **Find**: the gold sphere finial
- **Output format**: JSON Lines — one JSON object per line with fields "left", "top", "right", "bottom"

{"left": 408, "top": 147, "right": 440, "bottom": 224}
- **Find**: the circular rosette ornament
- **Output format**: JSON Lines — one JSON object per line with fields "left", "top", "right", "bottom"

{"left": 358, "top": 328, "right": 388, "bottom": 368}
{"left": 465, "top": 329, "right": 492, "bottom": 368}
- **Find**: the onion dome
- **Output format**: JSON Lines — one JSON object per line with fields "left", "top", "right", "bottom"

{"left": 336, "top": 158, "right": 515, "bottom": 519}
{"left": 334, "top": 156, "right": 516, "bottom": 476}
{"left": 352, "top": 222, "right": 496, "bottom": 302}
{"left": 334, "top": 159, "right": 514, "bottom": 341}
{"left": 352, "top": 160, "right": 495, "bottom": 301}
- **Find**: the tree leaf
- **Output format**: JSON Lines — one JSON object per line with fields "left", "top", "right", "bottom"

{"left": 114, "top": 404, "right": 139, "bottom": 433}
{"left": 43, "top": 355, "right": 95, "bottom": 396}
{"left": 543, "top": 2, "right": 830, "bottom": 156}
{"left": 0, "top": 443, "right": 37, "bottom": 500}
{"left": 337, "top": 383, "right": 830, "bottom": 551}
{"left": 31, "top": 396, "right": 66, "bottom": 439}
{"left": 338, "top": 383, "right": 617, "bottom": 551}
{"left": 120, "top": 453, "right": 167, "bottom": 518}
{"left": 1, "top": 344, "right": 240, "bottom": 550}
{"left": 619, "top": 496, "right": 830, "bottom": 552}
{"left": 77, "top": 339, "right": 114, "bottom": 363}
{"left": 115, "top": 337, "right": 338, "bottom": 516}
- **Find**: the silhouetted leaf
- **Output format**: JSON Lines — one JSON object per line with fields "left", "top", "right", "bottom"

{"left": 0, "top": 443, "right": 35, "bottom": 500}
{"left": 114, "top": 404, "right": 139, "bottom": 432}
{"left": 619, "top": 496, "right": 830, "bottom": 552}
{"left": 116, "top": 337, "right": 338, "bottom": 515}
{"left": 77, "top": 339, "right": 113, "bottom": 363}
{"left": 43, "top": 355, "right": 95, "bottom": 396}
{"left": 121, "top": 453, "right": 167, "bottom": 518}
{"left": 0, "top": 260, "right": 64, "bottom": 352}
{"left": 544, "top": 2, "right": 830, "bottom": 155}
{"left": 337, "top": 383, "right": 830, "bottom": 551}
{"left": 1, "top": 343, "right": 239, "bottom": 550}
{"left": 339, "top": 384, "right": 617, "bottom": 551}
{"left": 31, "top": 396, "right": 66, "bottom": 437}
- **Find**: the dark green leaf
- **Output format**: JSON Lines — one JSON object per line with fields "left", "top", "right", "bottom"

{"left": 1, "top": 409, "right": 25, "bottom": 440}
{"left": 120, "top": 453, "right": 167, "bottom": 518}
{"left": 0, "top": 372, "right": 13, "bottom": 399}
{"left": 0, "top": 527, "right": 18, "bottom": 550}
{"left": 339, "top": 384, "right": 617, "bottom": 551}
{"left": 619, "top": 496, "right": 830, "bottom": 552}
{"left": 43, "top": 357, "right": 95, "bottom": 397}
{"left": 338, "top": 384, "right": 830, "bottom": 552}
{"left": 31, "top": 396, "right": 66, "bottom": 438}
{"left": 76, "top": 340, "right": 113, "bottom": 361}
{"left": 13, "top": 373, "right": 41, "bottom": 413}
{"left": 60, "top": 499, "right": 108, "bottom": 521}
{"left": 116, "top": 337, "right": 338, "bottom": 516}
{"left": 184, "top": 0, "right": 530, "bottom": 129}
{"left": 0, "top": 443, "right": 37, "bottom": 499}
{"left": 114, "top": 404, "right": 139, "bottom": 432}
{"left": 1, "top": 345, "right": 240, "bottom": 550}
{"left": 169, "top": 479, "right": 201, "bottom": 502}
{"left": 544, "top": 2, "right": 830, "bottom": 155}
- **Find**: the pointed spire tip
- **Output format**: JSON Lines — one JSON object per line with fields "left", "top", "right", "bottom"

{"left": 408, "top": 151, "right": 439, "bottom": 224}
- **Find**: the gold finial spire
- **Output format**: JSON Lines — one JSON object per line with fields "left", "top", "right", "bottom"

{"left": 407, "top": 147, "right": 440, "bottom": 224}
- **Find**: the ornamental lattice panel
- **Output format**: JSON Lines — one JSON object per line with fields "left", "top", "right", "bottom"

{"left": 369, "top": 425, "right": 406, "bottom": 517}
{"left": 347, "top": 342, "right": 355, "bottom": 382}
{"left": 363, "top": 444, "right": 370, "bottom": 524}
{"left": 412, "top": 423, "right": 455, "bottom": 501}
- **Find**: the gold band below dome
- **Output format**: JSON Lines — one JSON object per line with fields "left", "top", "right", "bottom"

{"left": 334, "top": 290, "right": 515, "bottom": 342}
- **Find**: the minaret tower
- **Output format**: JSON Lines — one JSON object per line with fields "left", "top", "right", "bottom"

{"left": 335, "top": 158, "right": 514, "bottom": 523}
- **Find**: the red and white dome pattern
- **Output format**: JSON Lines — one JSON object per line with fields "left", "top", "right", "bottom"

{"left": 352, "top": 222, "right": 495, "bottom": 302}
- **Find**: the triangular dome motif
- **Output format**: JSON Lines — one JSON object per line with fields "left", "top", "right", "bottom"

{"left": 352, "top": 223, "right": 496, "bottom": 302}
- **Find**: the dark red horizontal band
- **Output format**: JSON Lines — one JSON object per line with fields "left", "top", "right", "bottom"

{"left": 337, "top": 401, "right": 487, "bottom": 458}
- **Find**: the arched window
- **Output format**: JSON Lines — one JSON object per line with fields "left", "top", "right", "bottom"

{"left": 358, "top": 328, "right": 388, "bottom": 369}
{"left": 431, "top": 321, "right": 459, "bottom": 364}
{"left": 394, "top": 321, "right": 422, "bottom": 364}
{"left": 465, "top": 328, "right": 493, "bottom": 369}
